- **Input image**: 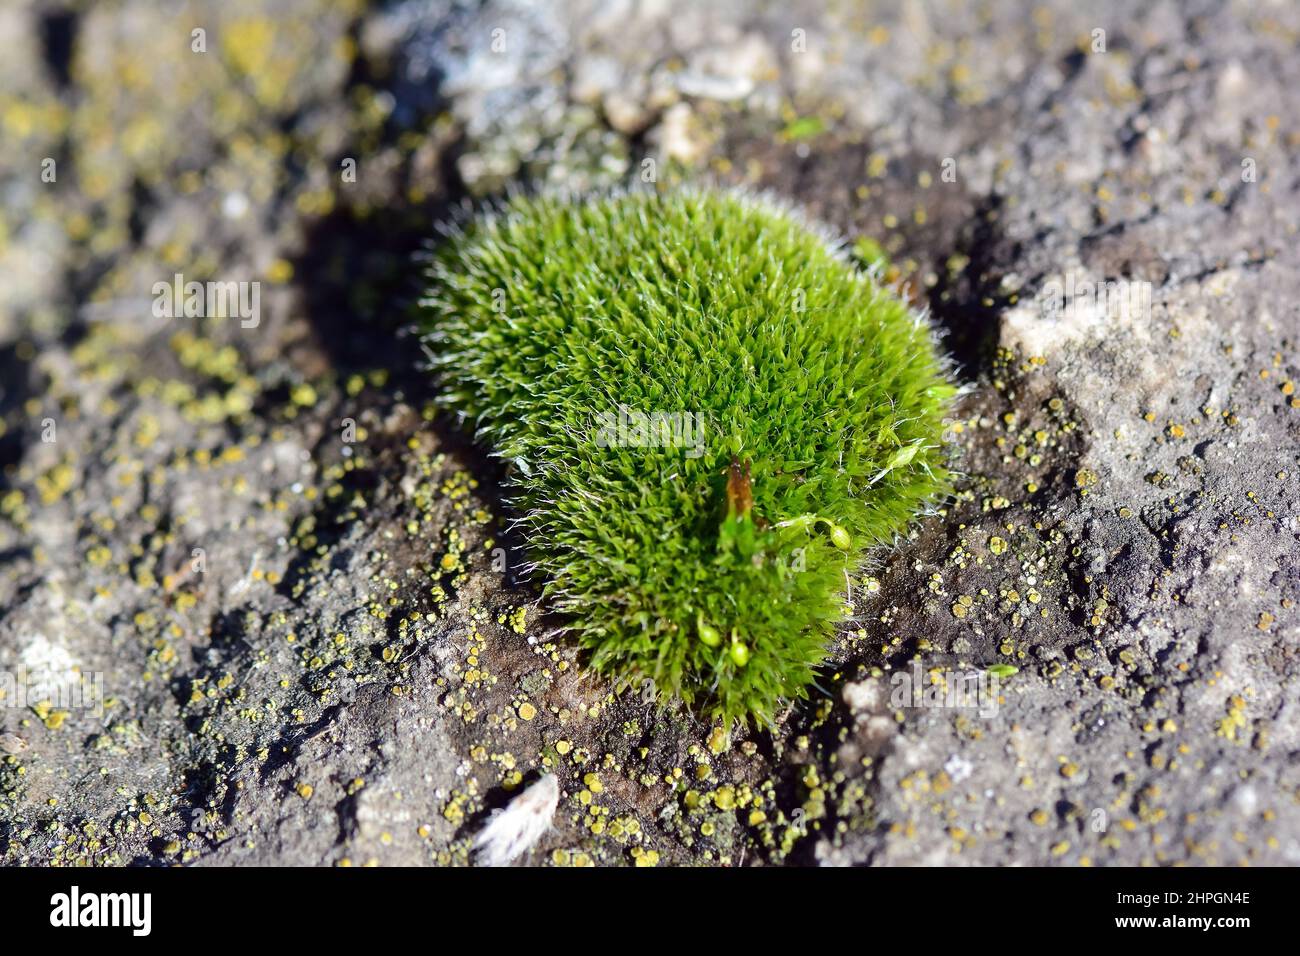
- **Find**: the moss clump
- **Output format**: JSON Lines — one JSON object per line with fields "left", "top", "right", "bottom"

{"left": 421, "top": 189, "right": 954, "bottom": 725}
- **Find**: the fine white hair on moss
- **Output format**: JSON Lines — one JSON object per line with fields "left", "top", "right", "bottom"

{"left": 472, "top": 774, "right": 559, "bottom": 867}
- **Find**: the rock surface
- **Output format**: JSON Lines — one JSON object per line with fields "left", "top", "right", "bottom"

{"left": 0, "top": 0, "right": 1297, "bottom": 866}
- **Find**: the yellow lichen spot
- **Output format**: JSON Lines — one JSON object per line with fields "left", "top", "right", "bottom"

{"left": 290, "top": 383, "right": 317, "bottom": 407}
{"left": 1216, "top": 697, "right": 1249, "bottom": 741}
{"left": 707, "top": 725, "right": 728, "bottom": 755}
{"left": 266, "top": 258, "right": 294, "bottom": 284}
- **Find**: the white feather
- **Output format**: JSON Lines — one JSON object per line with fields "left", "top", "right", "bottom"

{"left": 472, "top": 774, "right": 559, "bottom": 866}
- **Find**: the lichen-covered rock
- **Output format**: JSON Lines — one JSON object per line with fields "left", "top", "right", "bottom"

{"left": 2, "top": 0, "right": 1297, "bottom": 867}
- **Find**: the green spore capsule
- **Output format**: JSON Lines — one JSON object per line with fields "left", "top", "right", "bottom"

{"left": 697, "top": 614, "right": 723, "bottom": 648}
{"left": 421, "top": 189, "right": 955, "bottom": 725}
{"left": 729, "top": 634, "right": 752, "bottom": 668}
